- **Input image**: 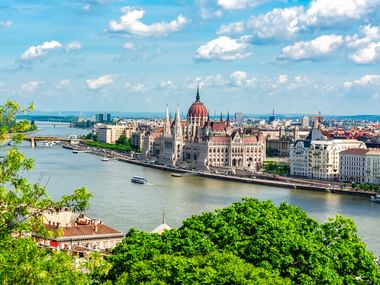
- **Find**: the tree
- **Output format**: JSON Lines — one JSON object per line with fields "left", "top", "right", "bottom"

{"left": 106, "top": 198, "right": 380, "bottom": 284}
{"left": 0, "top": 100, "right": 97, "bottom": 283}
{"left": 116, "top": 134, "right": 128, "bottom": 146}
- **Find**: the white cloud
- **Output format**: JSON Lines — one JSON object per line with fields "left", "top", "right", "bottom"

{"left": 132, "top": 83, "right": 149, "bottom": 92}
{"left": 159, "top": 80, "right": 176, "bottom": 90}
{"left": 247, "top": 7, "right": 306, "bottom": 40}
{"left": 21, "top": 41, "right": 62, "bottom": 60}
{"left": 344, "top": 75, "right": 380, "bottom": 89}
{"left": 279, "top": 34, "right": 344, "bottom": 61}
{"left": 195, "top": 35, "right": 251, "bottom": 61}
{"left": 122, "top": 42, "right": 135, "bottom": 50}
{"left": 217, "top": 21, "right": 244, "bottom": 35}
{"left": 245, "top": 0, "right": 380, "bottom": 41}
{"left": 65, "top": 42, "right": 82, "bottom": 52}
{"left": 198, "top": 0, "right": 223, "bottom": 20}
{"left": 277, "top": 74, "right": 288, "bottom": 84}
{"left": 21, "top": 81, "right": 40, "bottom": 93}
{"left": 0, "top": 21, "right": 12, "bottom": 28}
{"left": 346, "top": 25, "right": 380, "bottom": 64}
{"left": 108, "top": 6, "right": 187, "bottom": 36}
{"left": 306, "top": 0, "right": 379, "bottom": 26}
{"left": 230, "top": 71, "right": 247, "bottom": 86}
{"left": 86, "top": 75, "right": 113, "bottom": 90}
{"left": 83, "top": 3, "right": 91, "bottom": 11}
{"left": 217, "top": 0, "right": 269, "bottom": 10}
{"left": 56, "top": 79, "right": 70, "bottom": 89}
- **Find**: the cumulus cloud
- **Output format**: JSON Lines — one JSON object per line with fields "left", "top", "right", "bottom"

{"left": 108, "top": 6, "right": 187, "bottom": 36}
{"left": 21, "top": 81, "right": 40, "bottom": 93}
{"left": 198, "top": 0, "right": 223, "bottom": 20}
{"left": 344, "top": 75, "right": 380, "bottom": 89}
{"left": 56, "top": 79, "right": 70, "bottom": 89}
{"left": 279, "top": 34, "right": 344, "bottom": 61}
{"left": 86, "top": 75, "right": 113, "bottom": 90}
{"left": 217, "top": 21, "right": 244, "bottom": 35}
{"left": 306, "top": 0, "right": 378, "bottom": 26}
{"left": 245, "top": 0, "right": 380, "bottom": 41}
{"left": 65, "top": 42, "right": 82, "bottom": 52}
{"left": 0, "top": 21, "right": 12, "bottom": 28}
{"left": 216, "top": 0, "right": 269, "bottom": 10}
{"left": 247, "top": 7, "right": 306, "bottom": 40}
{"left": 346, "top": 25, "right": 380, "bottom": 64}
{"left": 21, "top": 41, "right": 62, "bottom": 60}
{"left": 194, "top": 35, "right": 251, "bottom": 61}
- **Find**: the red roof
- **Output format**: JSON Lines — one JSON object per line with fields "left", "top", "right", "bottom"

{"left": 211, "top": 122, "right": 225, "bottom": 132}
{"left": 210, "top": 136, "right": 230, "bottom": 144}
{"left": 187, "top": 101, "right": 208, "bottom": 118}
{"left": 45, "top": 224, "right": 121, "bottom": 238}
{"left": 242, "top": 136, "right": 258, "bottom": 143}
{"left": 340, "top": 149, "right": 369, "bottom": 155}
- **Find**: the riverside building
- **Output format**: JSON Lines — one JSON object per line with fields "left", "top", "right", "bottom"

{"left": 142, "top": 88, "right": 266, "bottom": 172}
{"left": 289, "top": 125, "right": 366, "bottom": 180}
{"left": 339, "top": 149, "right": 380, "bottom": 184}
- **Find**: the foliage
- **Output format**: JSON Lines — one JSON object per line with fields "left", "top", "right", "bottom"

{"left": 263, "top": 161, "right": 289, "bottom": 175}
{"left": 0, "top": 100, "right": 96, "bottom": 283}
{"left": 352, "top": 182, "right": 379, "bottom": 192}
{"left": 106, "top": 198, "right": 380, "bottom": 284}
{"left": 83, "top": 140, "right": 134, "bottom": 153}
{"left": 73, "top": 120, "right": 95, "bottom": 129}
{"left": 0, "top": 236, "right": 90, "bottom": 284}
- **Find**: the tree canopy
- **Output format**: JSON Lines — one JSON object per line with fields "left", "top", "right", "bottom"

{"left": 106, "top": 198, "right": 380, "bottom": 284}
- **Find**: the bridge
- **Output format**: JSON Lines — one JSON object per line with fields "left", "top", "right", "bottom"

{"left": 23, "top": 136, "right": 81, "bottom": 147}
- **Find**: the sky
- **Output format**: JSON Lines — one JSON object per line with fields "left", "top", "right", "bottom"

{"left": 1, "top": 0, "right": 380, "bottom": 115}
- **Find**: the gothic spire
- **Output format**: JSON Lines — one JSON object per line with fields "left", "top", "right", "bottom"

{"left": 196, "top": 84, "right": 200, "bottom": 102}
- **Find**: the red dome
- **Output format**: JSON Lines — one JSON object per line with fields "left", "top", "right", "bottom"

{"left": 187, "top": 101, "right": 208, "bottom": 118}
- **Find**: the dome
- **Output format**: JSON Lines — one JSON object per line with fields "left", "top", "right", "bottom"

{"left": 187, "top": 87, "right": 208, "bottom": 118}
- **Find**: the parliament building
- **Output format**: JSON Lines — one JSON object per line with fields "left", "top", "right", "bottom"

{"left": 142, "top": 88, "right": 266, "bottom": 172}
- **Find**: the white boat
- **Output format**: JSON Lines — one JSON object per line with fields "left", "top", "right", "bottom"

{"left": 370, "top": 195, "right": 380, "bottom": 203}
{"left": 101, "top": 157, "right": 109, "bottom": 161}
{"left": 171, "top": 173, "right": 182, "bottom": 177}
{"left": 131, "top": 176, "right": 148, "bottom": 184}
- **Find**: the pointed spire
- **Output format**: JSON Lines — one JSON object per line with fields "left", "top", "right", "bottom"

{"left": 175, "top": 104, "right": 182, "bottom": 137}
{"left": 164, "top": 104, "right": 171, "bottom": 135}
{"left": 196, "top": 84, "right": 200, "bottom": 102}
{"left": 220, "top": 111, "right": 223, "bottom": 122}
{"left": 227, "top": 111, "right": 230, "bottom": 121}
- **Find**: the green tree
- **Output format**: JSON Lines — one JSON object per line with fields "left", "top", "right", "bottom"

{"left": 0, "top": 100, "right": 97, "bottom": 283}
{"left": 107, "top": 198, "right": 380, "bottom": 284}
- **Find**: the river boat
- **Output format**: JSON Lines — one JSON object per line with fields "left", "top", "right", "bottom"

{"left": 370, "top": 194, "right": 380, "bottom": 203}
{"left": 131, "top": 176, "right": 148, "bottom": 184}
{"left": 171, "top": 173, "right": 182, "bottom": 177}
{"left": 101, "top": 157, "right": 109, "bottom": 161}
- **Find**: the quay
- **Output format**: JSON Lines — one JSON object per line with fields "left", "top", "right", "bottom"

{"left": 63, "top": 144, "right": 376, "bottom": 198}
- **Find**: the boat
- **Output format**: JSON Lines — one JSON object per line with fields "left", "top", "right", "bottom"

{"left": 171, "top": 173, "right": 182, "bottom": 177}
{"left": 101, "top": 157, "right": 109, "bottom": 161}
{"left": 131, "top": 176, "right": 148, "bottom": 184}
{"left": 370, "top": 195, "right": 380, "bottom": 203}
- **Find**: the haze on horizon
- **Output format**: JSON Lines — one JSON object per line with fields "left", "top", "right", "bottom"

{"left": 1, "top": 0, "right": 380, "bottom": 115}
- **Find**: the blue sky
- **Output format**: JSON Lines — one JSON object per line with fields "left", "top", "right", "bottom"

{"left": 1, "top": 0, "right": 380, "bottom": 114}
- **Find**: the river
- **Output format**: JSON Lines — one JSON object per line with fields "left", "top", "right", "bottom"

{"left": 16, "top": 123, "right": 380, "bottom": 256}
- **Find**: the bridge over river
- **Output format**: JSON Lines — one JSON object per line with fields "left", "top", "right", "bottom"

{"left": 23, "top": 136, "right": 81, "bottom": 147}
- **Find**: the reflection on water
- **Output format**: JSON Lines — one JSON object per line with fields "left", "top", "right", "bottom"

{"left": 16, "top": 124, "right": 380, "bottom": 256}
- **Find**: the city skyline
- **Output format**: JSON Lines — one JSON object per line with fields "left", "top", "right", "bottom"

{"left": 1, "top": 0, "right": 380, "bottom": 114}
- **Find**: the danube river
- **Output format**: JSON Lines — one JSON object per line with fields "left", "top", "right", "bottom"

{"left": 18, "top": 123, "right": 380, "bottom": 256}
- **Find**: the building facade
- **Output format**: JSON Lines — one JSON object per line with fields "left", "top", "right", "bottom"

{"left": 143, "top": 88, "right": 266, "bottom": 172}
{"left": 290, "top": 127, "right": 366, "bottom": 180}
{"left": 97, "top": 124, "right": 135, "bottom": 144}
{"left": 340, "top": 149, "right": 380, "bottom": 184}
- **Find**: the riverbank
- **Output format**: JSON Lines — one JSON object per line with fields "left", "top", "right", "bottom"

{"left": 64, "top": 144, "right": 376, "bottom": 198}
